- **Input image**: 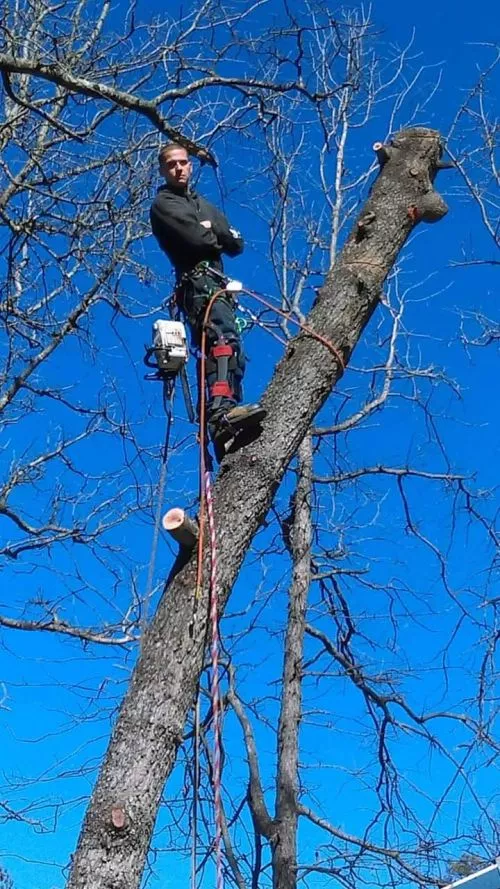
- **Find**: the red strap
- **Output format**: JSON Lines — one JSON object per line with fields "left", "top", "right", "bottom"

{"left": 210, "top": 381, "right": 233, "bottom": 398}
{"left": 211, "top": 343, "right": 233, "bottom": 358}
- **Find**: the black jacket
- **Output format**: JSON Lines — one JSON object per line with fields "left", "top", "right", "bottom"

{"left": 150, "top": 184, "right": 244, "bottom": 278}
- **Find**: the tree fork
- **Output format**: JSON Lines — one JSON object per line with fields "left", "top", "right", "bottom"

{"left": 67, "top": 127, "right": 447, "bottom": 889}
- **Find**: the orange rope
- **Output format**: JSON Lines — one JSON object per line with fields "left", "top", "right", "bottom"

{"left": 195, "top": 285, "right": 345, "bottom": 598}
{"left": 242, "top": 287, "right": 345, "bottom": 371}
{"left": 194, "top": 289, "right": 227, "bottom": 599}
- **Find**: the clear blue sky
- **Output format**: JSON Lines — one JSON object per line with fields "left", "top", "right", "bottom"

{"left": 1, "top": 0, "right": 498, "bottom": 887}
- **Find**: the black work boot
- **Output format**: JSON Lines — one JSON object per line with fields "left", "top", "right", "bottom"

{"left": 208, "top": 403, "right": 267, "bottom": 463}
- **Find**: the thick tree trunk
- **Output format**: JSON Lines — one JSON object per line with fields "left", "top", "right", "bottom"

{"left": 67, "top": 128, "right": 446, "bottom": 889}
{"left": 272, "top": 435, "right": 312, "bottom": 889}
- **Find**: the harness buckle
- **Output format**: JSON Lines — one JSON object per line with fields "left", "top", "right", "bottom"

{"left": 210, "top": 381, "right": 234, "bottom": 398}
{"left": 211, "top": 343, "right": 233, "bottom": 359}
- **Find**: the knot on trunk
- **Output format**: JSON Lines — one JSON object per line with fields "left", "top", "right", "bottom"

{"left": 408, "top": 191, "right": 448, "bottom": 224}
{"left": 356, "top": 210, "right": 376, "bottom": 241}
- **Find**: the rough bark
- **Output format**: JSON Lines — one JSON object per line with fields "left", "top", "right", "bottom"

{"left": 272, "top": 435, "right": 313, "bottom": 889}
{"left": 67, "top": 127, "right": 447, "bottom": 889}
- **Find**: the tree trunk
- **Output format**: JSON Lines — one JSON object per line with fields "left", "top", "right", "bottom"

{"left": 272, "top": 435, "right": 313, "bottom": 889}
{"left": 67, "top": 127, "right": 446, "bottom": 889}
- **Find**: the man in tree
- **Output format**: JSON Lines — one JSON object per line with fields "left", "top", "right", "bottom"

{"left": 150, "top": 143, "right": 266, "bottom": 459}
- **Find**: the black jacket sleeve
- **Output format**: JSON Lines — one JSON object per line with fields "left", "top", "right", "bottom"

{"left": 209, "top": 204, "right": 244, "bottom": 257}
{"left": 150, "top": 191, "right": 222, "bottom": 260}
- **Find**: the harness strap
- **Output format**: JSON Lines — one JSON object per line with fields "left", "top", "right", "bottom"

{"left": 207, "top": 340, "right": 237, "bottom": 410}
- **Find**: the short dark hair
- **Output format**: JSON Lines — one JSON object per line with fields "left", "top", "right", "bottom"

{"left": 158, "top": 143, "right": 189, "bottom": 166}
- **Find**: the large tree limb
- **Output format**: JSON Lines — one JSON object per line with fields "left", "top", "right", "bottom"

{"left": 227, "top": 672, "right": 275, "bottom": 841}
{"left": 273, "top": 435, "right": 312, "bottom": 889}
{"left": 0, "top": 53, "right": 216, "bottom": 164}
{"left": 67, "top": 127, "right": 447, "bottom": 889}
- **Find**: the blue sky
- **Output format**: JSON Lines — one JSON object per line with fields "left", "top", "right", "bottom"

{"left": 1, "top": 0, "right": 499, "bottom": 887}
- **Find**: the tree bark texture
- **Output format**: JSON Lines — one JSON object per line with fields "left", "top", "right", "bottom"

{"left": 67, "top": 128, "right": 447, "bottom": 889}
{"left": 272, "top": 435, "right": 313, "bottom": 889}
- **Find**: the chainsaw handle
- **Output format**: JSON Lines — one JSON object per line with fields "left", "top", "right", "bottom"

{"left": 143, "top": 346, "right": 157, "bottom": 369}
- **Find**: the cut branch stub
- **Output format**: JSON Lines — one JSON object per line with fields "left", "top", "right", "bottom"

{"left": 373, "top": 141, "right": 392, "bottom": 166}
{"left": 356, "top": 210, "right": 377, "bottom": 241}
{"left": 162, "top": 508, "right": 198, "bottom": 549}
{"left": 111, "top": 805, "right": 128, "bottom": 831}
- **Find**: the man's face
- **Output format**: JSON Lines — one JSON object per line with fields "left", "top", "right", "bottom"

{"left": 160, "top": 148, "right": 192, "bottom": 188}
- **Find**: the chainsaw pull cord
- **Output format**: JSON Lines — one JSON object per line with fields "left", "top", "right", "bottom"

{"left": 141, "top": 378, "right": 175, "bottom": 644}
{"left": 192, "top": 289, "right": 227, "bottom": 889}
